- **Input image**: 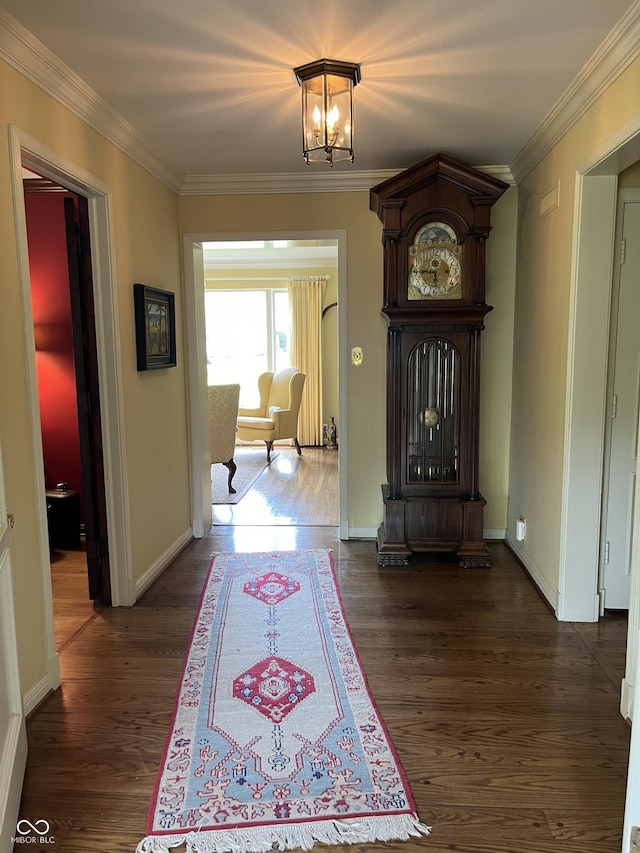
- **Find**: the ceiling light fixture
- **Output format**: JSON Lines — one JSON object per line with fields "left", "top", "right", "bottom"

{"left": 293, "top": 59, "right": 361, "bottom": 167}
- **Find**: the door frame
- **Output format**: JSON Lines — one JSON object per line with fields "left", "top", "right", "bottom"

{"left": 183, "top": 230, "right": 349, "bottom": 539}
{"left": 599, "top": 188, "right": 640, "bottom": 611}
{"left": 64, "top": 194, "right": 112, "bottom": 603}
{"left": 8, "top": 126, "right": 135, "bottom": 703}
{"left": 562, "top": 116, "right": 640, "bottom": 721}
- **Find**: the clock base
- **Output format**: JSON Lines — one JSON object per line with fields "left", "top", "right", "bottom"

{"left": 377, "top": 485, "right": 491, "bottom": 568}
{"left": 458, "top": 556, "right": 491, "bottom": 569}
{"left": 376, "top": 523, "right": 411, "bottom": 567}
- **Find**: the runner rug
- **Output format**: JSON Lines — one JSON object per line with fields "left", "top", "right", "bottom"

{"left": 137, "top": 549, "right": 430, "bottom": 853}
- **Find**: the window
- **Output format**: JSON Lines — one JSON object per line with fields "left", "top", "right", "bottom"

{"left": 205, "top": 289, "right": 290, "bottom": 406}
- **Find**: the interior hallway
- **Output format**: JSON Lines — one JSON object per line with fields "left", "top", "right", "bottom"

{"left": 22, "top": 522, "right": 629, "bottom": 853}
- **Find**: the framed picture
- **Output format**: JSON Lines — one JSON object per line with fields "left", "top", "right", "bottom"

{"left": 133, "top": 283, "right": 177, "bottom": 371}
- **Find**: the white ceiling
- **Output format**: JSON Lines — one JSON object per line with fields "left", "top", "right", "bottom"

{"left": 1, "top": 0, "right": 637, "bottom": 181}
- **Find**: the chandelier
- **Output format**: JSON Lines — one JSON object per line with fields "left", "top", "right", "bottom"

{"left": 293, "top": 59, "right": 361, "bottom": 166}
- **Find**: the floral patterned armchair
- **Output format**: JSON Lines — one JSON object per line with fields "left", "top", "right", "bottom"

{"left": 209, "top": 384, "right": 241, "bottom": 493}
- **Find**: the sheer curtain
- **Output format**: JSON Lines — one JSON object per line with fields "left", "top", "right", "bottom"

{"left": 288, "top": 276, "right": 325, "bottom": 446}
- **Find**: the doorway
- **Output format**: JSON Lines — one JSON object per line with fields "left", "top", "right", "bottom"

{"left": 8, "top": 125, "right": 136, "bottom": 705}
{"left": 203, "top": 238, "right": 340, "bottom": 529}
{"left": 23, "top": 173, "right": 111, "bottom": 646}
{"left": 600, "top": 189, "right": 640, "bottom": 612}
{"left": 564, "top": 122, "right": 640, "bottom": 849}
{"left": 183, "top": 230, "right": 349, "bottom": 540}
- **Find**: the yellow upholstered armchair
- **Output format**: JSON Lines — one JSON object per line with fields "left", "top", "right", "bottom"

{"left": 236, "top": 368, "right": 306, "bottom": 462}
{"left": 209, "top": 383, "right": 241, "bottom": 493}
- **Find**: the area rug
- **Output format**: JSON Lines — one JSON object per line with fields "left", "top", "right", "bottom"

{"left": 137, "top": 550, "right": 430, "bottom": 853}
{"left": 211, "top": 448, "right": 278, "bottom": 505}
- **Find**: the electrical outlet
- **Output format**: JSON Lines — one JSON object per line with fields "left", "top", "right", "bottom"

{"left": 631, "top": 826, "right": 640, "bottom": 850}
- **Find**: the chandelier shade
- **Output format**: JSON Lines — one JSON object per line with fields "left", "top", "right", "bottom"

{"left": 293, "top": 59, "right": 361, "bottom": 166}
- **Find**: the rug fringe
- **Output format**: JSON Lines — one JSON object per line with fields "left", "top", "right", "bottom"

{"left": 136, "top": 814, "right": 431, "bottom": 852}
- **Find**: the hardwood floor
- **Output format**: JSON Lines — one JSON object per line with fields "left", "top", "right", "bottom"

{"left": 212, "top": 446, "right": 339, "bottom": 526}
{"left": 49, "top": 541, "right": 102, "bottom": 652}
{"left": 18, "top": 471, "right": 630, "bottom": 852}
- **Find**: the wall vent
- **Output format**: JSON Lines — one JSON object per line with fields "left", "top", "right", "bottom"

{"left": 539, "top": 182, "right": 560, "bottom": 218}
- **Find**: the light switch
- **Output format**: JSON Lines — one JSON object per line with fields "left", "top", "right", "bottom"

{"left": 351, "top": 346, "right": 363, "bottom": 366}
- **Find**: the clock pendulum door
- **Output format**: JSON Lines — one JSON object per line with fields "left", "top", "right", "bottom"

{"left": 370, "top": 153, "right": 507, "bottom": 568}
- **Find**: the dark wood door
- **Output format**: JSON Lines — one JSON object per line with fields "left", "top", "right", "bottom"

{"left": 64, "top": 196, "right": 111, "bottom": 604}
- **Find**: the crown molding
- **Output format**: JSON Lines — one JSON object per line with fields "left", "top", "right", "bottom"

{"left": 179, "top": 170, "right": 399, "bottom": 195}
{"left": 179, "top": 164, "right": 513, "bottom": 196}
{"left": 475, "top": 165, "right": 515, "bottom": 185}
{"left": 0, "top": 7, "right": 183, "bottom": 192}
{"left": 510, "top": 0, "right": 640, "bottom": 184}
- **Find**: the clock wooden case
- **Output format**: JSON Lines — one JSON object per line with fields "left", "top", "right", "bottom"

{"left": 370, "top": 153, "right": 507, "bottom": 568}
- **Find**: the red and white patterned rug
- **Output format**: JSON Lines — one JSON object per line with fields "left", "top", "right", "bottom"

{"left": 137, "top": 550, "right": 430, "bottom": 852}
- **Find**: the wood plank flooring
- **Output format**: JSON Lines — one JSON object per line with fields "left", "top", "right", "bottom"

{"left": 49, "top": 541, "right": 102, "bottom": 652}
{"left": 212, "top": 446, "right": 339, "bottom": 526}
{"left": 18, "top": 471, "right": 630, "bottom": 852}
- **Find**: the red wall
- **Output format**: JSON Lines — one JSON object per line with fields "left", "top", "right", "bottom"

{"left": 25, "top": 192, "right": 83, "bottom": 501}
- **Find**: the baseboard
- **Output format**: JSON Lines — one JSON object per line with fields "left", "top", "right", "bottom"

{"left": 21, "top": 649, "right": 60, "bottom": 717}
{"left": 621, "top": 676, "right": 634, "bottom": 721}
{"left": 504, "top": 532, "right": 559, "bottom": 614}
{"left": 484, "top": 529, "right": 506, "bottom": 540}
{"left": 23, "top": 672, "right": 55, "bottom": 717}
{"left": 47, "top": 649, "right": 61, "bottom": 692}
{"left": 135, "top": 527, "right": 193, "bottom": 600}
{"left": 347, "top": 527, "right": 377, "bottom": 539}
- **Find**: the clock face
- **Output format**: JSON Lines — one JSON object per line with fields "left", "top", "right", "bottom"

{"left": 408, "top": 222, "right": 462, "bottom": 300}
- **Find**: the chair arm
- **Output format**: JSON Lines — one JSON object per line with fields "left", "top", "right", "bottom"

{"left": 271, "top": 408, "right": 297, "bottom": 434}
{"left": 238, "top": 406, "right": 264, "bottom": 417}
{"left": 271, "top": 408, "right": 289, "bottom": 423}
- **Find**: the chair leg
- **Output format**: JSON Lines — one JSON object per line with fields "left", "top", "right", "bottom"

{"left": 294, "top": 438, "right": 302, "bottom": 456}
{"left": 265, "top": 441, "right": 274, "bottom": 462}
{"left": 223, "top": 458, "right": 237, "bottom": 493}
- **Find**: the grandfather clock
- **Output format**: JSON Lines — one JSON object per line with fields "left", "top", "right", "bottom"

{"left": 370, "top": 153, "right": 507, "bottom": 568}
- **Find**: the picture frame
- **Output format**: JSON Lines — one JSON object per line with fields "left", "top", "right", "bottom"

{"left": 133, "top": 283, "right": 177, "bottom": 371}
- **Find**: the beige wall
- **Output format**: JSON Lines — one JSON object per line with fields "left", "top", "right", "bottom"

{"left": 508, "top": 55, "right": 640, "bottom": 597}
{"left": 483, "top": 188, "right": 518, "bottom": 531}
{"left": 619, "top": 160, "right": 640, "bottom": 187}
{"left": 0, "top": 58, "right": 190, "bottom": 696}
{"left": 180, "top": 188, "right": 517, "bottom": 534}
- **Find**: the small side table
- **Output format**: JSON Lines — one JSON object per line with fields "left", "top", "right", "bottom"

{"left": 45, "top": 488, "right": 81, "bottom": 549}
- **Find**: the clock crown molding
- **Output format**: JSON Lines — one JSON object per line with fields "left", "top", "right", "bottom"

{"left": 370, "top": 154, "right": 509, "bottom": 241}
{"left": 370, "top": 152, "right": 510, "bottom": 214}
